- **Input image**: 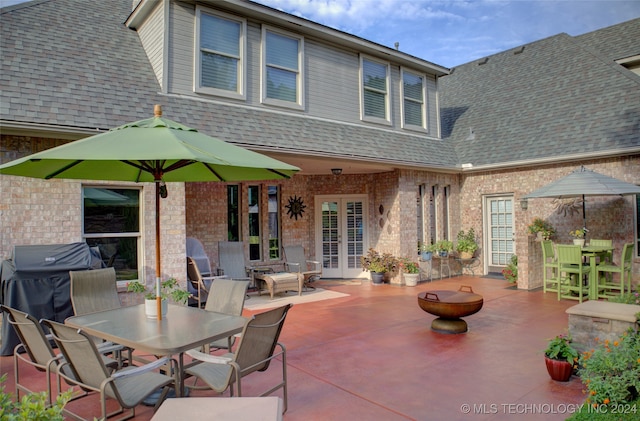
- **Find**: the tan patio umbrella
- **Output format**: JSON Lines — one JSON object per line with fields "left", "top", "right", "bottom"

{"left": 523, "top": 166, "right": 640, "bottom": 233}
{"left": 0, "top": 105, "right": 299, "bottom": 319}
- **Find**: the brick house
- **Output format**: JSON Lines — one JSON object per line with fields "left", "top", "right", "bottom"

{"left": 1, "top": 0, "right": 639, "bottom": 292}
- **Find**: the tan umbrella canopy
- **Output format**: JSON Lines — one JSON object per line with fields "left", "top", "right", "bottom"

{"left": 0, "top": 105, "right": 299, "bottom": 318}
{"left": 523, "top": 166, "right": 640, "bottom": 231}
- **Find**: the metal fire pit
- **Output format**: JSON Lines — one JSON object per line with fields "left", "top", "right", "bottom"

{"left": 417, "top": 285, "right": 483, "bottom": 333}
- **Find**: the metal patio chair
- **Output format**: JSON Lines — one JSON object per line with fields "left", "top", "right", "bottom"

{"left": 283, "top": 245, "right": 322, "bottom": 290}
{"left": 203, "top": 278, "right": 250, "bottom": 350}
{"left": 185, "top": 304, "right": 293, "bottom": 413}
{"left": 43, "top": 319, "right": 176, "bottom": 421}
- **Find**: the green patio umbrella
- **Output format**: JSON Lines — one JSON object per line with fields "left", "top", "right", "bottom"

{"left": 523, "top": 166, "right": 640, "bottom": 232}
{"left": 0, "top": 105, "right": 299, "bottom": 319}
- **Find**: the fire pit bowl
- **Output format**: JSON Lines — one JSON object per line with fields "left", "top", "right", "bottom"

{"left": 417, "top": 285, "right": 483, "bottom": 333}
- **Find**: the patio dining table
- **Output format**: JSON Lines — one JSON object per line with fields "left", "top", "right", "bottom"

{"left": 65, "top": 303, "right": 247, "bottom": 396}
{"left": 581, "top": 244, "right": 615, "bottom": 300}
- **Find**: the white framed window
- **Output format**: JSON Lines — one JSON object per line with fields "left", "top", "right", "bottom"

{"left": 82, "top": 186, "right": 141, "bottom": 283}
{"left": 401, "top": 68, "right": 426, "bottom": 130}
{"left": 261, "top": 27, "right": 304, "bottom": 109}
{"left": 194, "top": 7, "right": 246, "bottom": 100}
{"left": 360, "top": 56, "right": 390, "bottom": 124}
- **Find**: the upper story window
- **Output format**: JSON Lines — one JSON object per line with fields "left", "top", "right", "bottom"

{"left": 262, "top": 27, "right": 304, "bottom": 109}
{"left": 195, "top": 8, "right": 246, "bottom": 100}
{"left": 360, "top": 56, "right": 390, "bottom": 124}
{"left": 401, "top": 69, "right": 426, "bottom": 130}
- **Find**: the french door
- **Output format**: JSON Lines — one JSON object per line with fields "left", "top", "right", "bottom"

{"left": 315, "top": 195, "right": 368, "bottom": 278}
{"left": 484, "top": 196, "right": 515, "bottom": 275}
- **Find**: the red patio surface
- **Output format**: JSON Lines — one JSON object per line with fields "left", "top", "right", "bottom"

{"left": 0, "top": 275, "right": 587, "bottom": 420}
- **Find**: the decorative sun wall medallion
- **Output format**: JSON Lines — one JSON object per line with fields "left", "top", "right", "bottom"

{"left": 285, "top": 195, "right": 306, "bottom": 220}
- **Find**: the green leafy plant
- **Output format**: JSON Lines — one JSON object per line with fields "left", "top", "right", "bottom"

{"left": 579, "top": 328, "right": 640, "bottom": 406}
{"left": 569, "top": 228, "right": 588, "bottom": 238}
{"left": 0, "top": 373, "right": 71, "bottom": 421}
{"left": 126, "top": 277, "right": 191, "bottom": 304}
{"left": 502, "top": 255, "right": 518, "bottom": 283}
{"left": 610, "top": 290, "right": 640, "bottom": 305}
{"left": 361, "top": 248, "right": 398, "bottom": 273}
{"left": 399, "top": 257, "right": 420, "bottom": 274}
{"left": 455, "top": 228, "right": 478, "bottom": 255}
{"left": 527, "top": 217, "right": 556, "bottom": 239}
{"left": 434, "top": 240, "right": 453, "bottom": 254}
{"left": 544, "top": 333, "right": 579, "bottom": 364}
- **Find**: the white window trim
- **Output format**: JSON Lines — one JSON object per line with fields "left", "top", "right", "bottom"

{"left": 260, "top": 25, "right": 304, "bottom": 110}
{"left": 194, "top": 6, "right": 247, "bottom": 100}
{"left": 359, "top": 55, "right": 391, "bottom": 125}
{"left": 400, "top": 67, "right": 427, "bottom": 132}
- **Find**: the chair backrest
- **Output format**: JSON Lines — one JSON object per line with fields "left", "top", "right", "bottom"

{"left": 621, "top": 242, "right": 634, "bottom": 267}
{"left": 204, "top": 278, "right": 249, "bottom": 315}
{"left": 218, "top": 241, "right": 249, "bottom": 279}
{"left": 186, "top": 256, "right": 205, "bottom": 291}
{"left": 186, "top": 237, "right": 213, "bottom": 276}
{"left": 589, "top": 239, "right": 612, "bottom": 247}
{"left": 541, "top": 240, "right": 555, "bottom": 261}
{"left": 234, "top": 304, "right": 292, "bottom": 376}
{"left": 556, "top": 245, "right": 583, "bottom": 265}
{"left": 42, "top": 319, "right": 117, "bottom": 398}
{"left": 0, "top": 305, "right": 57, "bottom": 367}
{"left": 70, "top": 267, "right": 121, "bottom": 315}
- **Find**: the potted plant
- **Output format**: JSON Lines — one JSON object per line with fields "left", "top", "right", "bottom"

{"left": 399, "top": 257, "right": 420, "bottom": 286}
{"left": 543, "top": 334, "right": 579, "bottom": 381}
{"left": 455, "top": 228, "right": 478, "bottom": 259}
{"left": 127, "top": 278, "right": 191, "bottom": 318}
{"left": 527, "top": 217, "right": 556, "bottom": 241}
{"left": 434, "top": 240, "right": 453, "bottom": 257}
{"left": 501, "top": 255, "right": 518, "bottom": 283}
{"left": 361, "top": 248, "right": 398, "bottom": 284}
{"left": 418, "top": 242, "right": 433, "bottom": 261}
{"left": 569, "top": 228, "right": 588, "bottom": 246}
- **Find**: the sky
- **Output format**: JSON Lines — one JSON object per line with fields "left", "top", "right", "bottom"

{"left": 1, "top": 0, "right": 639, "bottom": 68}
{"left": 252, "top": 0, "right": 640, "bottom": 67}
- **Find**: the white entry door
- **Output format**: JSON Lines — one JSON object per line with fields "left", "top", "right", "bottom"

{"left": 315, "top": 195, "right": 368, "bottom": 278}
{"left": 485, "top": 196, "right": 515, "bottom": 274}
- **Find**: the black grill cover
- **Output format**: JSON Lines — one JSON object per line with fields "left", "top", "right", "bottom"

{"left": 1, "top": 242, "right": 97, "bottom": 355}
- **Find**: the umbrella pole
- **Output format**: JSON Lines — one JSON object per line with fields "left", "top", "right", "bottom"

{"left": 582, "top": 194, "right": 587, "bottom": 237}
{"left": 155, "top": 181, "right": 162, "bottom": 320}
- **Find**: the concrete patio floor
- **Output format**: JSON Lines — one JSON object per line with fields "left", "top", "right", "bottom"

{"left": 0, "top": 275, "right": 587, "bottom": 420}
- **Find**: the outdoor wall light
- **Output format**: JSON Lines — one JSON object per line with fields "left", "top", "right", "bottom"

{"left": 520, "top": 198, "right": 528, "bottom": 210}
{"left": 331, "top": 168, "right": 343, "bottom": 176}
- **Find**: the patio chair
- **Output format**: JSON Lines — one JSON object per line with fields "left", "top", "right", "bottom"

{"left": 0, "top": 305, "right": 118, "bottom": 408}
{"left": 218, "top": 242, "right": 255, "bottom": 295}
{"left": 283, "top": 245, "right": 322, "bottom": 290}
{"left": 597, "top": 242, "right": 634, "bottom": 298}
{"left": 203, "top": 278, "right": 250, "bottom": 350}
{"left": 187, "top": 256, "right": 227, "bottom": 308}
{"left": 69, "top": 267, "right": 131, "bottom": 367}
{"left": 42, "top": 319, "right": 176, "bottom": 421}
{"left": 589, "top": 239, "right": 613, "bottom": 264}
{"left": 186, "top": 237, "right": 214, "bottom": 276}
{"left": 185, "top": 304, "right": 293, "bottom": 413}
{"left": 556, "top": 245, "right": 590, "bottom": 303}
{"left": 541, "top": 240, "right": 559, "bottom": 294}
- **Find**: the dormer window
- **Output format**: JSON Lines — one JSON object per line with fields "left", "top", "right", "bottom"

{"left": 194, "top": 7, "right": 246, "bottom": 100}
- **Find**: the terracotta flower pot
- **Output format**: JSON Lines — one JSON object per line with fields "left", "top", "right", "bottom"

{"left": 544, "top": 356, "right": 573, "bottom": 381}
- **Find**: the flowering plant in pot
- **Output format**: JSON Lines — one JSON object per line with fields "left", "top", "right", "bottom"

{"left": 527, "top": 217, "right": 555, "bottom": 240}
{"left": 544, "top": 334, "right": 579, "bottom": 381}
{"left": 569, "top": 228, "right": 588, "bottom": 246}
{"left": 399, "top": 257, "right": 420, "bottom": 286}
